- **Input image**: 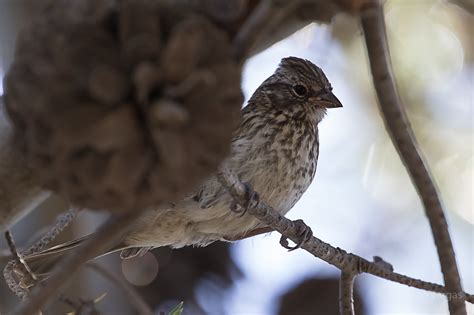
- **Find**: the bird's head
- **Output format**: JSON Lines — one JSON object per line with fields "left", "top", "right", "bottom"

{"left": 249, "top": 57, "right": 342, "bottom": 123}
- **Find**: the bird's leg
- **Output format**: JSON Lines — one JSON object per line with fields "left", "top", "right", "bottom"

{"left": 279, "top": 219, "right": 313, "bottom": 251}
{"left": 229, "top": 182, "right": 260, "bottom": 217}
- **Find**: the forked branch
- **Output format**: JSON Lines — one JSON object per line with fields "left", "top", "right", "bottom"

{"left": 360, "top": 1, "right": 465, "bottom": 314}
{"left": 14, "top": 210, "right": 146, "bottom": 315}
{"left": 217, "top": 168, "right": 473, "bottom": 311}
{"left": 339, "top": 271, "right": 357, "bottom": 315}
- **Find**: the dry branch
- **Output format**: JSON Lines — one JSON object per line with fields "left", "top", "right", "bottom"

{"left": 0, "top": 1, "right": 469, "bottom": 314}
{"left": 449, "top": 0, "right": 474, "bottom": 14}
{"left": 360, "top": 2, "right": 466, "bottom": 314}
{"left": 233, "top": 0, "right": 303, "bottom": 62}
{"left": 217, "top": 168, "right": 473, "bottom": 306}
{"left": 2, "top": 208, "right": 79, "bottom": 299}
{"left": 22, "top": 208, "right": 79, "bottom": 257}
{"left": 14, "top": 210, "right": 145, "bottom": 315}
{"left": 4, "top": 231, "right": 31, "bottom": 300}
{"left": 339, "top": 271, "right": 356, "bottom": 315}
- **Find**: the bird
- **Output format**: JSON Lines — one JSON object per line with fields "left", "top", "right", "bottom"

{"left": 22, "top": 56, "right": 342, "bottom": 276}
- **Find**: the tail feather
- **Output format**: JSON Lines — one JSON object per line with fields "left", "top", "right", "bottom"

{"left": 22, "top": 234, "right": 92, "bottom": 277}
{"left": 22, "top": 234, "right": 125, "bottom": 278}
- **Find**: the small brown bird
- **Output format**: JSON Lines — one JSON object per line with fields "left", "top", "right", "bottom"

{"left": 25, "top": 57, "right": 342, "bottom": 273}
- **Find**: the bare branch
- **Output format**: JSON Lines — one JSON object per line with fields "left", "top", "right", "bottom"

{"left": 3, "top": 208, "right": 79, "bottom": 298}
{"left": 339, "top": 271, "right": 356, "bottom": 315}
{"left": 86, "top": 262, "right": 153, "bottom": 315}
{"left": 22, "top": 208, "right": 79, "bottom": 257}
{"left": 5, "top": 231, "right": 21, "bottom": 271}
{"left": 4, "top": 231, "right": 31, "bottom": 300}
{"left": 217, "top": 168, "right": 473, "bottom": 304}
{"left": 14, "top": 209, "right": 146, "bottom": 315}
{"left": 4, "top": 260, "right": 29, "bottom": 300}
{"left": 449, "top": 0, "right": 474, "bottom": 14}
{"left": 233, "top": 0, "right": 303, "bottom": 62}
{"left": 360, "top": 2, "right": 466, "bottom": 314}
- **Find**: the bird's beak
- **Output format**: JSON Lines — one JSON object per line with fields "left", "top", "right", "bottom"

{"left": 318, "top": 92, "right": 343, "bottom": 108}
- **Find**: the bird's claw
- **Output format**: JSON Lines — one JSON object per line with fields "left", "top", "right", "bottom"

{"left": 279, "top": 219, "right": 313, "bottom": 251}
{"left": 229, "top": 182, "right": 260, "bottom": 217}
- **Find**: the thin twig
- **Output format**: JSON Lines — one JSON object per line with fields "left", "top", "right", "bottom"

{"left": 5, "top": 231, "right": 22, "bottom": 270}
{"left": 58, "top": 293, "right": 107, "bottom": 314}
{"left": 233, "top": 0, "right": 302, "bottom": 63}
{"left": 217, "top": 168, "right": 473, "bottom": 304}
{"left": 23, "top": 208, "right": 79, "bottom": 256}
{"left": 14, "top": 210, "right": 146, "bottom": 315}
{"left": 360, "top": 2, "right": 466, "bottom": 314}
{"left": 5, "top": 230, "right": 37, "bottom": 291}
{"left": 339, "top": 271, "right": 356, "bottom": 315}
{"left": 449, "top": 0, "right": 474, "bottom": 14}
{"left": 4, "top": 231, "right": 30, "bottom": 300}
{"left": 4, "top": 261, "right": 29, "bottom": 300}
{"left": 3, "top": 208, "right": 80, "bottom": 299}
{"left": 86, "top": 262, "right": 153, "bottom": 315}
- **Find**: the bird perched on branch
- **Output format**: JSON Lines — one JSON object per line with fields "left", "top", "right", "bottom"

{"left": 24, "top": 57, "right": 342, "bottom": 275}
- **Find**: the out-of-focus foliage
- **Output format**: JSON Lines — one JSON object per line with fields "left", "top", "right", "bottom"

{"left": 168, "top": 301, "right": 184, "bottom": 315}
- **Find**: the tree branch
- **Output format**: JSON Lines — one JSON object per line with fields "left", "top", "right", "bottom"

{"left": 217, "top": 168, "right": 473, "bottom": 306}
{"left": 339, "top": 271, "right": 356, "bottom": 315}
{"left": 168, "top": 0, "right": 344, "bottom": 59}
{"left": 233, "top": 0, "right": 303, "bottom": 62}
{"left": 360, "top": 2, "right": 466, "bottom": 314}
{"left": 4, "top": 231, "right": 31, "bottom": 300}
{"left": 449, "top": 0, "right": 474, "bottom": 14}
{"left": 14, "top": 209, "right": 147, "bottom": 315}
{"left": 2, "top": 208, "right": 79, "bottom": 298}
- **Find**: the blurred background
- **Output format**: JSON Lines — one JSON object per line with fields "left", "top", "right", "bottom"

{"left": 0, "top": 0, "right": 472, "bottom": 314}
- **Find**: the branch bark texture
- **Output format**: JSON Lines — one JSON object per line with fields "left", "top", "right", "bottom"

{"left": 14, "top": 209, "right": 146, "bottom": 315}
{"left": 339, "top": 271, "right": 356, "bottom": 315}
{"left": 233, "top": 0, "right": 303, "bottom": 62}
{"left": 360, "top": 2, "right": 466, "bottom": 314}
{"left": 217, "top": 168, "right": 473, "bottom": 306}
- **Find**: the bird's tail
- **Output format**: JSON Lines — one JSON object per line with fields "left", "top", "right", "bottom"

{"left": 18, "top": 237, "right": 149, "bottom": 285}
{"left": 22, "top": 234, "right": 95, "bottom": 279}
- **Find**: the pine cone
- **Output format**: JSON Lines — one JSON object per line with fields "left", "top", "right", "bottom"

{"left": 4, "top": 0, "right": 243, "bottom": 213}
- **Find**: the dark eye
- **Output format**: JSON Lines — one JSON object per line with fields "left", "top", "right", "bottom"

{"left": 292, "top": 84, "right": 308, "bottom": 97}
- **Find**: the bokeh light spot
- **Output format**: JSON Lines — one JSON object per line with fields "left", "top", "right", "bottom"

{"left": 121, "top": 252, "right": 159, "bottom": 286}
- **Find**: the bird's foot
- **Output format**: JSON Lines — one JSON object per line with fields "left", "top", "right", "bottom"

{"left": 279, "top": 219, "right": 313, "bottom": 251}
{"left": 229, "top": 182, "right": 260, "bottom": 217}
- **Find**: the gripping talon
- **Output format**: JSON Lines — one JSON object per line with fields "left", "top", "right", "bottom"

{"left": 229, "top": 182, "right": 259, "bottom": 217}
{"left": 229, "top": 200, "right": 247, "bottom": 217}
{"left": 229, "top": 200, "right": 239, "bottom": 212}
{"left": 279, "top": 219, "right": 312, "bottom": 251}
{"left": 242, "top": 181, "right": 260, "bottom": 210}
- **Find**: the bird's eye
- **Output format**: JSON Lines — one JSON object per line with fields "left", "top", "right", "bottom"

{"left": 292, "top": 84, "right": 308, "bottom": 97}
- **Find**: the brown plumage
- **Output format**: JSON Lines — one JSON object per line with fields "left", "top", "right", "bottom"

{"left": 24, "top": 57, "right": 342, "bottom": 275}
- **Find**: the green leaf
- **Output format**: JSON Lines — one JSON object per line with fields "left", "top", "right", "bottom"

{"left": 168, "top": 301, "right": 184, "bottom": 315}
